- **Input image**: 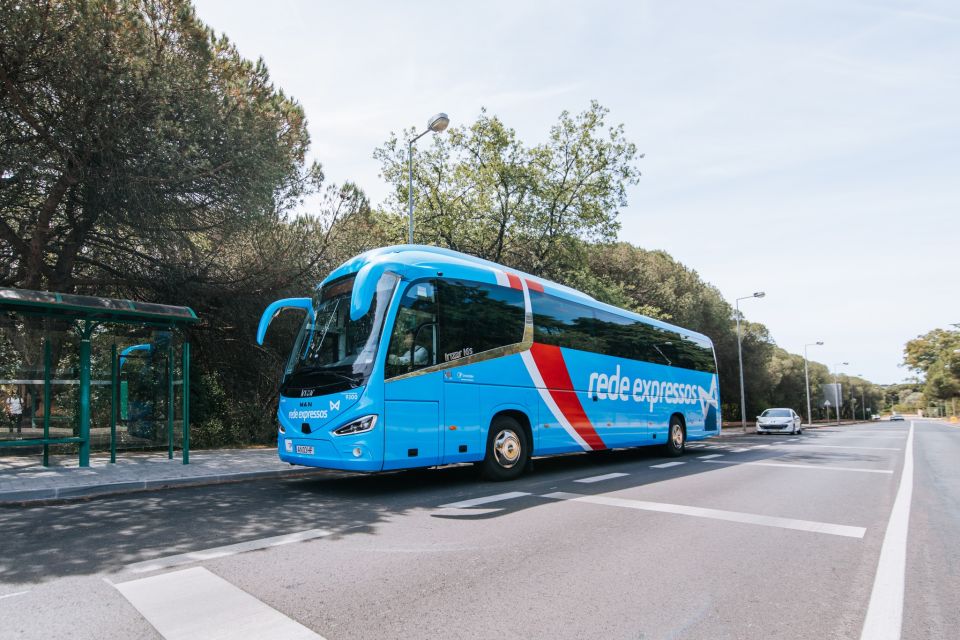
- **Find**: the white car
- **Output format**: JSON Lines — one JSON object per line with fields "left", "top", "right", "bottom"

{"left": 756, "top": 408, "right": 803, "bottom": 435}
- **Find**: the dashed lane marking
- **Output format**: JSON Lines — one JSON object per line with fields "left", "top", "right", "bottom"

{"left": 650, "top": 461, "right": 686, "bottom": 469}
{"left": 438, "top": 491, "right": 531, "bottom": 509}
{"left": 125, "top": 529, "right": 334, "bottom": 574}
{"left": 777, "top": 444, "right": 901, "bottom": 451}
{"left": 729, "top": 447, "right": 751, "bottom": 452}
{"left": 0, "top": 591, "right": 30, "bottom": 600}
{"left": 574, "top": 472, "right": 630, "bottom": 484}
{"left": 115, "top": 567, "right": 324, "bottom": 640}
{"left": 542, "top": 492, "right": 865, "bottom": 538}
{"left": 697, "top": 454, "right": 724, "bottom": 460}
{"left": 702, "top": 460, "right": 894, "bottom": 474}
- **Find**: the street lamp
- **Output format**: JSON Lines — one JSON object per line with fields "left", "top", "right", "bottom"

{"left": 857, "top": 374, "right": 866, "bottom": 421}
{"left": 833, "top": 362, "right": 849, "bottom": 425}
{"left": 407, "top": 112, "right": 450, "bottom": 244}
{"left": 803, "top": 341, "right": 824, "bottom": 426}
{"left": 735, "top": 291, "right": 766, "bottom": 432}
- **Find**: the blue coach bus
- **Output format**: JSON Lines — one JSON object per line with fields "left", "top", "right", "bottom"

{"left": 258, "top": 245, "right": 720, "bottom": 480}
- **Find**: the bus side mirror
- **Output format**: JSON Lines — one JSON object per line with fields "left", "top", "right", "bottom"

{"left": 256, "top": 298, "right": 315, "bottom": 345}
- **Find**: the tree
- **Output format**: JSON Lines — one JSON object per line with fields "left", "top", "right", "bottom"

{"left": 374, "top": 102, "right": 641, "bottom": 279}
{"left": 903, "top": 327, "right": 960, "bottom": 403}
{"left": 0, "top": 0, "right": 320, "bottom": 295}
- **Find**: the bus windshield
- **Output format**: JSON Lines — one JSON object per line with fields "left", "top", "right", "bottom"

{"left": 281, "top": 273, "right": 398, "bottom": 396}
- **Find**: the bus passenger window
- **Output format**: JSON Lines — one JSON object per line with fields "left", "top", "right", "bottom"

{"left": 437, "top": 279, "right": 525, "bottom": 360}
{"left": 386, "top": 281, "right": 437, "bottom": 378}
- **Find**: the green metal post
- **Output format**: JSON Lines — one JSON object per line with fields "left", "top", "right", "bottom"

{"left": 167, "top": 345, "right": 174, "bottom": 460}
{"left": 182, "top": 342, "right": 190, "bottom": 465}
{"left": 78, "top": 323, "right": 93, "bottom": 467}
{"left": 110, "top": 343, "right": 118, "bottom": 463}
{"left": 42, "top": 338, "right": 52, "bottom": 467}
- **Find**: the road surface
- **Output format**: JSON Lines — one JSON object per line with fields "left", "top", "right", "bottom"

{"left": 1, "top": 420, "right": 956, "bottom": 639}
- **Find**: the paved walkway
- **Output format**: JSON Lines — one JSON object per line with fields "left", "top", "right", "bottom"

{"left": 0, "top": 448, "right": 325, "bottom": 504}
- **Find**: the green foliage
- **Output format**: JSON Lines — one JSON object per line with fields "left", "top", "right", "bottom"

{"left": 903, "top": 327, "right": 960, "bottom": 403}
{"left": 374, "top": 102, "right": 641, "bottom": 279}
{"left": 1, "top": 0, "right": 321, "bottom": 292}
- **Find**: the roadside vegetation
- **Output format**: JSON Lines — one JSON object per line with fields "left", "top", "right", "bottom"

{"left": 901, "top": 327, "right": 960, "bottom": 417}
{"left": 1, "top": 1, "right": 905, "bottom": 447}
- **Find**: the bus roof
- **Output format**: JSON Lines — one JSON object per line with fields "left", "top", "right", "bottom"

{"left": 322, "top": 245, "right": 713, "bottom": 346}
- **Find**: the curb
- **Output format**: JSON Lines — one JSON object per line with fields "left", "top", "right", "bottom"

{"left": 0, "top": 467, "right": 329, "bottom": 506}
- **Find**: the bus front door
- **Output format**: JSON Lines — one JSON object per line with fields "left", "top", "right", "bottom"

{"left": 383, "top": 283, "right": 442, "bottom": 470}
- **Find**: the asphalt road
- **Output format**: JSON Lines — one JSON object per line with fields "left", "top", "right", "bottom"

{"left": 0, "top": 420, "right": 956, "bottom": 639}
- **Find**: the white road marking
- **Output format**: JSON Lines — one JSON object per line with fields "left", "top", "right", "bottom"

{"left": 650, "top": 461, "right": 686, "bottom": 469}
{"left": 115, "top": 567, "right": 324, "bottom": 640}
{"left": 126, "top": 529, "right": 334, "bottom": 574}
{"left": 697, "top": 454, "right": 724, "bottom": 460}
{"left": 439, "top": 491, "right": 530, "bottom": 509}
{"left": 574, "top": 472, "right": 629, "bottom": 484}
{"left": 860, "top": 422, "right": 915, "bottom": 640}
{"left": 0, "top": 590, "right": 30, "bottom": 600}
{"left": 729, "top": 447, "right": 751, "bottom": 452}
{"left": 777, "top": 444, "right": 901, "bottom": 451}
{"left": 750, "top": 444, "right": 772, "bottom": 449}
{"left": 702, "top": 460, "right": 894, "bottom": 474}
{"left": 542, "top": 492, "right": 865, "bottom": 538}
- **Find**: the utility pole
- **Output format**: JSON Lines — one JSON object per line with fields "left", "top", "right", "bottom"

{"left": 804, "top": 341, "right": 823, "bottom": 425}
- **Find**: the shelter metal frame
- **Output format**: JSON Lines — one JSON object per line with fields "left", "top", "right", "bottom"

{"left": 0, "top": 288, "right": 198, "bottom": 467}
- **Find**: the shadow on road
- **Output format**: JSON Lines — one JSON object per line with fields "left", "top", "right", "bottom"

{"left": 0, "top": 428, "right": 903, "bottom": 585}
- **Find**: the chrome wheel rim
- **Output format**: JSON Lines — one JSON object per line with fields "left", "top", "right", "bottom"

{"left": 493, "top": 429, "right": 522, "bottom": 468}
{"left": 671, "top": 424, "right": 684, "bottom": 448}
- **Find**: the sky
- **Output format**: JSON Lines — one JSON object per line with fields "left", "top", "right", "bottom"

{"left": 192, "top": 0, "right": 959, "bottom": 384}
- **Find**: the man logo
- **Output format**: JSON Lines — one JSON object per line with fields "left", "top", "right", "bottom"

{"left": 329, "top": 400, "right": 340, "bottom": 411}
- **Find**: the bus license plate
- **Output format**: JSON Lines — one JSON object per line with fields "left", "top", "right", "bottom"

{"left": 295, "top": 445, "right": 314, "bottom": 455}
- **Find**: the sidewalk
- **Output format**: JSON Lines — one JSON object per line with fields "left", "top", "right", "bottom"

{"left": 0, "top": 448, "right": 326, "bottom": 505}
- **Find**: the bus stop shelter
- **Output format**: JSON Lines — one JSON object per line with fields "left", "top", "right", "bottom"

{"left": 0, "top": 288, "right": 198, "bottom": 467}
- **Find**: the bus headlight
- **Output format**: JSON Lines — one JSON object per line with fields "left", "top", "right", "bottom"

{"left": 333, "top": 415, "right": 377, "bottom": 436}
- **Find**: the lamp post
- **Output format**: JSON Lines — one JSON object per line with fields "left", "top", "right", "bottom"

{"left": 407, "top": 112, "right": 450, "bottom": 244}
{"left": 857, "top": 374, "right": 866, "bottom": 421}
{"left": 803, "top": 341, "right": 823, "bottom": 426}
{"left": 833, "top": 362, "right": 849, "bottom": 425}
{"left": 735, "top": 291, "right": 766, "bottom": 432}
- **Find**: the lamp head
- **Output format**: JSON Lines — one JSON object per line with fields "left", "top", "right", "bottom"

{"left": 753, "top": 291, "right": 766, "bottom": 298}
{"left": 816, "top": 341, "right": 824, "bottom": 345}
{"left": 427, "top": 113, "right": 450, "bottom": 133}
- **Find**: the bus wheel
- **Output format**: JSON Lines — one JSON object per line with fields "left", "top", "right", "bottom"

{"left": 665, "top": 417, "right": 685, "bottom": 457}
{"left": 482, "top": 416, "right": 529, "bottom": 481}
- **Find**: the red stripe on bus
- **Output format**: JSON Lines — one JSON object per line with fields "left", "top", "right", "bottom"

{"left": 506, "top": 273, "right": 523, "bottom": 290}
{"left": 529, "top": 343, "right": 606, "bottom": 450}
{"left": 525, "top": 279, "right": 544, "bottom": 293}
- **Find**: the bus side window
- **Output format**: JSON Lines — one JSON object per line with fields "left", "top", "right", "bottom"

{"left": 386, "top": 281, "right": 437, "bottom": 378}
{"left": 437, "top": 279, "right": 525, "bottom": 360}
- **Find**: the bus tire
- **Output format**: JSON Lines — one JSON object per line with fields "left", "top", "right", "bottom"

{"left": 481, "top": 415, "right": 529, "bottom": 481}
{"left": 665, "top": 416, "right": 685, "bottom": 457}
